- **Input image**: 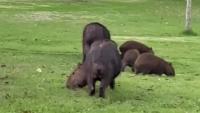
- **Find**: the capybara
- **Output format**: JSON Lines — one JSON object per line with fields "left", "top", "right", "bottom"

{"left": 134, "top": 53, "right": 175, "bottom": 76}
{"left": 82, "top": 22, "right": 110, "bottom": 62}
{"left": 121, "top": 49, "right": 140, "bottom": 71}
{"left": 85, "top": 40, "right": 121, "bottom": 98}
{"left": 66, "top": 63, "right": 87, "bottom": 89}
{"left": 119, "top": 40, "right": 154, "bottom": 57}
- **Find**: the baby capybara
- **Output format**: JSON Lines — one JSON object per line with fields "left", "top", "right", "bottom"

{"left": 121, "top": 49, "right": 140, "bottom": 71}
{"left": 85, "top": 40, "right": 121, "bottom": 98}
{"left": 119, "top": 40, "right": 154, "bottom": 57}
{"left": 66, "top": 63, "right": 87, "bottom": 89}
{"left": 82, "top": 22, "right": 110, "bottom": 62}
{"left": 134, "top": 53, "right": 175, "bottom": 76}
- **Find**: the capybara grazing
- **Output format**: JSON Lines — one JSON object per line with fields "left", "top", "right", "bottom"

{"left": 66, "top": 63, "right": 87, "bottom": 89}
{"left": 82, "top": 22, "right": 111, "bottom": 62}
{"left": 134, "top": 53, "right": 175, "bottom": 76}
{"left": 119, "top": 40, "right": 154, "bottom": 57}
{"left": 85, "top": 40, "right": 121, "bottom": 98}
{"left": 121, "top": 49, "right": 140, "bottom": 71}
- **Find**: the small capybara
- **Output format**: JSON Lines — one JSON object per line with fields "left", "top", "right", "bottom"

{"left": 119, "top": 40, "right": 154, "bottom": 57}
{"left": 121, "top": 49, "right": 140, "bottom": 71}
{"left": 85, "top": 39, "right": 121, "bottom": 98}
{"left": 134, "top": 53, "right": 175, "bottom": 76}
{"left": 66, "top": 63, "right": 87, "bottom": 89}
{"left": 82, "top": 22, "right": 111, "bottom": 62}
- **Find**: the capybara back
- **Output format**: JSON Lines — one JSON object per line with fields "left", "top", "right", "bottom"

{"left": 134, "top": 53, "right": 175, "bottom": 76}
{"left": 120, "top": 40, "right": 154, "bottom": 57}
{"left": 82, "top": 22, "right": 110, "bottom": 62}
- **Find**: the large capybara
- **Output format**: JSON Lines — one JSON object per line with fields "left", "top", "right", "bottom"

{"left": 134, "top": 53, "right": 175, "bottom": 76}
{"left": 119, "top": 40, "right": 154, "bottom": 57}
{"left": 85, "top": 39, "right": 121, "bottom": 98}
{"left": 66, "top": 63, "right": 87, "bottom": 89}
{"left": 121, "top": 49, "right": 140, "bottom": 71}
{"left": 82, "top": 22, "right": 111, "bottom": 62}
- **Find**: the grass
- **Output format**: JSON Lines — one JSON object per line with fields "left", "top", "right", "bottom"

{"left": 0, "top": 0, "right": 200, "bottom": 113}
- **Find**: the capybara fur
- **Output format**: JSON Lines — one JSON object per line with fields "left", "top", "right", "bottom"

{"left": 85, "top": 40, "right": 121, "bottom": 98}
{"left": 119, "top": 40, "right": 154, "bottom": 57}
{"left": 66, "top": 63, "right": 87, "bottom": 89}
{"left": 121, "top": 49, "right": 140, "bottom": 71}
{"left": 134, "top": 53, "right": 175, "bottom": 76}
{"left": 82, "top": 22, "right": 110, "bottom": 62}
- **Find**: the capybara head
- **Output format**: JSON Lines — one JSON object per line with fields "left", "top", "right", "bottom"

{"left": 66, "top": 63, "right": 87, "bottom": 89}
{"left": 165, "top": 62, "right": 175, "bottom": 76}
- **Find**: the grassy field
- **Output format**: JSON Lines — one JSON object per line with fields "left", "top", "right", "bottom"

{"left": 0, "top": 0, "right": 200, "bottom": 113}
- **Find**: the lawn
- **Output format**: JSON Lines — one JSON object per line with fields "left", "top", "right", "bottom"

{"left": 0, "top": 0, "right": 200, "bottom": 113}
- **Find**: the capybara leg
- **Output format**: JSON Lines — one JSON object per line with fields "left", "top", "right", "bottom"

{"left": 87, "top": 78, "right": 95, "bottom": 96}
{"left": 120, "top": 53, "right": 125, "bottom": 59}
{"left": 121, "top": 62, "right": 126, "bottom": 72}
{"left": 99, "top": 87, "right": 105, "bottom": 98}
{"left": 134, "top": 68, "right": 140, "bottom": 75}
{"left": 110, "top": 80, "right": 115, "bottom": 90}
{"left": 141, "top": 69, "right": 151, "bottom": 75}
{"left": 99, "top": 79, "right": 109, "bottom": 98}
{"left": 131, "top": 67, "right": 135, "bottom": 72}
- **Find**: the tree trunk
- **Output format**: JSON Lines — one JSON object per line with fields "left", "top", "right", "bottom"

{"left": 185, "top": 0, "right": 192, "bottom": 31}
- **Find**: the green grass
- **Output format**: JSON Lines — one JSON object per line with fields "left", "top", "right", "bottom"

{"left": 0, "top": 0, "right": 200, "bottom": 113}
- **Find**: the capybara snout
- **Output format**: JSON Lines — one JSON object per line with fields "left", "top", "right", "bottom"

{"left": 165, "top": 62, "right": 175, "bottom": 76}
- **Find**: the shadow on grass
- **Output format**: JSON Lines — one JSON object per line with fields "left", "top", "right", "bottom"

{"left": 107, "top": 85, "right": 155, "bottom": 104}
{"left": 66, "top": 83, "right": 155, "bottom": 105}
{"left": 182, "top": 30, "right": 198, "bottom": 36}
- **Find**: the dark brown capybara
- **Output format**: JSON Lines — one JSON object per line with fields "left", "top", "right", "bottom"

{"left": 66, "top": 63, "right": 87, "bottom": 89}
{"left": 119, "top": 40, "right": 154, "bottom": 58}
{"left": 121, "top": 49, "right": 140, "bottom": 72}
{"left": 85, "top": 40, "right": 121, "bottom": 98}
{"left": 134, "top": 53, "right": 175, "bottom": 76}
{"left": 82, "top": 22, "right": 110, "bottom": 62}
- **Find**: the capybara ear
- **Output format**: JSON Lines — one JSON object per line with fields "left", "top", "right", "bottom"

{"left": 169, "top": 62, "right": 172, "bottom": 66}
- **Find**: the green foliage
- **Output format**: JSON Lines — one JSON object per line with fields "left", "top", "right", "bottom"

{"left": 0, "top": 0, "right": 200, "bottom": 113}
